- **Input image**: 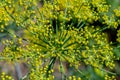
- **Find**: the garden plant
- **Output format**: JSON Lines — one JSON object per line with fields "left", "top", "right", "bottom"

{"left": 0, "top": 0, "right": 120, "bottom": 80}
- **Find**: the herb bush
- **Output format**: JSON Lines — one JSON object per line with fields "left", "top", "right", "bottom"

{"left": 0, "top": 0, "right": 120, "bottom": 80}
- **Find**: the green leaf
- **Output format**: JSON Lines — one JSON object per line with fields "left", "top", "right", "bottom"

{"left": 113, "top": 47, "right": 120, "bottom": 57}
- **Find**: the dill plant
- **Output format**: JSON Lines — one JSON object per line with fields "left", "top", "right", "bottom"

{"left": 0, "top": 0, "right": 120, "bottom": 80}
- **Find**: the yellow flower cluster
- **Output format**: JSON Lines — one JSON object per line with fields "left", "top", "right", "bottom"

{"left": 102, "top": 14, "right": 118, "bottom": 29}
{"left": 1, "top": 38, "right": 28, "bottom": 62}
{"left": 68, "top": 76, "right": 81, "bottom": 80}
{"left": 104, "top": 75, "right": 116, "bottom": 80}
{"left": 0, "top": 72, "right": 13, "bottom": 80}
{"left": 0, "top": 7, "right": 11, "bottom": 32}
{"left": 117, "top": 29, "right": 120, "bottom": 42}
{"left": 79, "top": 27, "right": 115, "bottom": 69}
{"left": 114, "top": 6, "right": 120, "bottom": 17}
{"left": 39, "top": 0, "right": 101, "bottom": 23}
{"left": 29, "top": 67, "right": 54, "bottom": 80}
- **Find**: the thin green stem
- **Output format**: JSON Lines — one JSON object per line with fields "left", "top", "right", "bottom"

{"left": 59, "top": 58, "right": 65, "bottom": 80}
{"left": 46, "top": 57, "right": 56, "bottom": 77}
{"left": 99, "top": 68, "right": 117, "bottom": 75}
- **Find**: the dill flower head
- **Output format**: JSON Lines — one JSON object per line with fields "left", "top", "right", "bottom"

{"left": 0, "top": 0, "right": 119, "bottom": 79}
